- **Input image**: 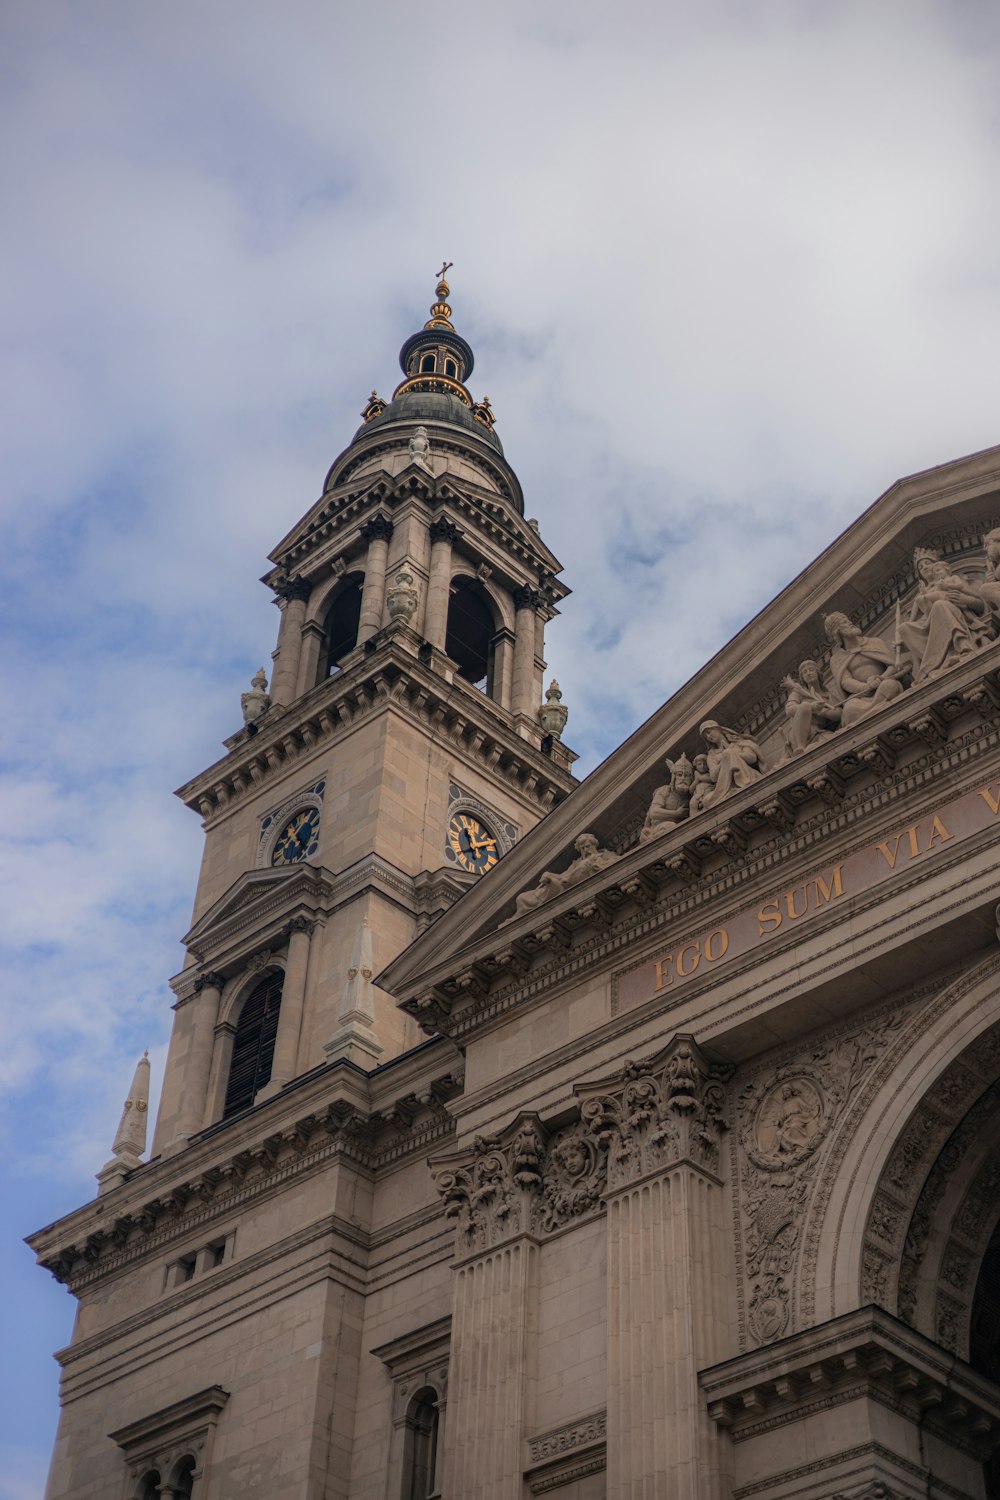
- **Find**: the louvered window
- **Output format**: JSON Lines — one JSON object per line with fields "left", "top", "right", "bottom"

{"left": 223, "top": 971, "right": 283, "bottom": 1117}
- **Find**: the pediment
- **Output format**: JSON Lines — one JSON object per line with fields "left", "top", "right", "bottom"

{"left": 183, "top": 864, "right": 334, "bottom": 958}
{"left": 380, "top": 441, "right": 1000, "bottom": 1002}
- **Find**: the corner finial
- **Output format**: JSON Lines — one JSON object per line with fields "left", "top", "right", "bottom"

{"left": 97, "top": 1051, "right": 151, "bottom": 1193}
{"left": 426, "top": 261, "right": 455, "bottom": 330}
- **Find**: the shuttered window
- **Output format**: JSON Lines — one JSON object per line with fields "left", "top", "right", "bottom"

{"left": 223, "top": 971, "right": 283, "bottom": 1118}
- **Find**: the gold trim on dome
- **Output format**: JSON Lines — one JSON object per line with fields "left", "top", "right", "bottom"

{"left": 425, "top": 263, "right": 455, "bottom": 329}
{"left": 392, "top": 374, "right": 473, "bottom": 407}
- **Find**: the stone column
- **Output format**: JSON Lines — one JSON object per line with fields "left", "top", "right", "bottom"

{"left": 262, "top": 917, "right": 314, "bottom": 1096}
{"left": 425, "top": 518, "right": 459, "bottom": 649}
{"left": 490, "top": 628, "right": 515, "bottom": 710}
{"left": 270, "top": 579, "right": 312, "bottom": 707}
{"left": 578, "top": 1037, "right": 729, "bottom": 1500}
{"left": 173, "top": 971, "right": 226, "bottom": 1144}
{"left": 512, "top": 587, "right": 541, "bottom": 716}
{"left": 357, "top": 515, "right": 394, "bottom": 643}
{"left": 431, "top": 1118, "right": 546, "bottom": 1500}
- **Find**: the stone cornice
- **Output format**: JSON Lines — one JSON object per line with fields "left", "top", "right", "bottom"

{"left": 28, "top": 1041, "right": 464, "bottom": 1294}
{"left": 387, "top": 652, "right": 1000, "bottom": 1038}
{"left": 175, "top": 630, "right": 577, "bottom": 823}
{"left": 700, "top": 1305, "right": 1000, "bottom": 1461}
{"left": 264, "top": 462, "right": 565, "bottom": 594}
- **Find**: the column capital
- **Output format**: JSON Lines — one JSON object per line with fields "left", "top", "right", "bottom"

{"left": 513, "top": 584, "right": 542, "bottom": 613}
{"left": 193, "top": 970, "right": 226, "bottom": 994}
{"left": 361, "top": 513, "right": 394, "bottom": 543}
{"left": 285, "top": 915, "right": 316, "bottom": 938}
{"left": 279, "top": 576, "right": 313, "bottom": 604}
{"left": 429, "top": 517, "right": 461, "bottom": 546}
{"left": 576, "top": 1034, "right": 730, "bottom": 1192}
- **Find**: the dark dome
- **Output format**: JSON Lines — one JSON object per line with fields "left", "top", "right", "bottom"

{"left": 351, "top": 390, "right": 504, "bottom": 454}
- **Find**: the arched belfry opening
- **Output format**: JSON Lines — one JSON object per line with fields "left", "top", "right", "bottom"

{"left": 223, "top": 970, "right": 284, "bottom": 1117}
{"left": 320, "top": 574, "right": 364, "bottom": 679}
{"left": 445, "top": 578, "right": 496, "bottom": 695}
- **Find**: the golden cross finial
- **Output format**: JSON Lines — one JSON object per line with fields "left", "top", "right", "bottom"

{"left": 436, "top": 260, "right": 453, "bottom": 279}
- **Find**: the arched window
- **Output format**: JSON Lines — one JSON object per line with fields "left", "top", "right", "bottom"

{"left": 223, "top": 970, "right": 283, "bottom": 1118}
{"left": 401, "top": 1387, "right": 440, "bottom": 1500}
{"left": 443, "top": 358, "right": 457, "bottom": 380}
{"left": 321, "top": 576, "right": 364, "bottom": 679}
{"left": 420, "top": 353, "right": 436, "bottom": 374}
{"left": 168, "top": 1456, "right": 195, "bottom": 1500}
{"left": 445, "top": 579, "right": 496, "bottom": 696}
{"left": 136, "top": 1472, "right": 160, "bottom": 1500}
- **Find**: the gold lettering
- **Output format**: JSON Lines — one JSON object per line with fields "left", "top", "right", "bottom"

{"left": 926, "top": 815, "right": 953, "bottom": 851}
{"left": 654, "top": 956, "right": 674, "bottom": 991}
{"left": 906, "top": 825, "right": 921, "bottom": 859}
{"left": 676, "top": 941, "right": 702, "bottom": 978}
{"left": 812, "top": 865, "right": 845, "bottom": 907}
{"left": 705, "top": 927, "right": 730, "bottom": 962}
{"left": 785, "top": 885, "right": 809, "bottom": 920}
{"left": 876, "top": 831, "right": 908, "bottom": 869}
{"left": 979, "top": 783, "right": 1000, "bottom": 815}
{"left": 758, "top": 899, "right": 782, "bottom": 936}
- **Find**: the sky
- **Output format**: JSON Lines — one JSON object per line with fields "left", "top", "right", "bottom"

{"left": 2, "top": 2, "right": 1000, "bottom": 1494}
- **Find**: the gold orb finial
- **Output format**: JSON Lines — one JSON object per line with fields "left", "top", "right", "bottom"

{"left": 426, "top": 260, "right": 455, "bottom": 329}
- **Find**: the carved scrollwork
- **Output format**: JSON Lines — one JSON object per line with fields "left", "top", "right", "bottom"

{"left": 432, "top": 1036, "right": 731, "bottom": 1251}
{"left": 737, "top": 1010, "right": 908, "bottom": 1346}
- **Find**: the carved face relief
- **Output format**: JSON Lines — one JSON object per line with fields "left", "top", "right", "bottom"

{"left": 751, "top": 1077, "right": 826, "bottom": 1168}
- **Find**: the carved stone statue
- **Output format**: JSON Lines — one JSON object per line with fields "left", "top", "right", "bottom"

{"left": 688, "top": 755, "right": 714, "bottom": 817}
{"left": 640, "top": 754, "right": 694, "bottom": 843}
{"left": 241, "top": 667, "right": 271, "bottom": 726}
{"left": 513, "top": 832, "right": 616, "bottom": 919}
{"left": 386, "top": 565, "right": 419, "bottom": 626}
{"left": 978, "top": 528, "right": 1000, "bottom": 622}
{"left": 692, "top": 720, "right": 767, "bottom": 810}
{"left": 408, "top": 425, "right": 432, "bottom": 470}
{"left": 781, "top": 659, "right": 842, "bottom": 756}
{"left": 898, "top": 548, "right": 990, "bottom": 684}
{"left": 538, "top": 680, "right": 569, "bottom": 741}
{"left": 822, "top": 612, "right": 906, "bottom": 727}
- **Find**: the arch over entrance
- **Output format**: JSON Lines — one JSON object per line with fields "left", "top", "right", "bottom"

{"left": 806, "top": 952, "right": 1000, "bottom": 1340}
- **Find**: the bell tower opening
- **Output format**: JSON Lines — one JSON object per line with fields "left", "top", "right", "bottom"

{"left": 321, "top": 574, "right": 364, "bottom": 678}
{"left": 445, "top": 578, "right": 496, "bottom": 695}
{"left": 223, "top": 970, "right": 284, "bottom": 1117}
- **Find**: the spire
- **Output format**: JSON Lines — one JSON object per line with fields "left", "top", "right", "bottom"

{"left": 323, "top": 918, "right": 384, "bottom": 1068}
{"left": 425, "top": 262, "right": 455, "bottom": 330}
{"left": 96, "top": 1051, "right": 151, "bottom": 1195}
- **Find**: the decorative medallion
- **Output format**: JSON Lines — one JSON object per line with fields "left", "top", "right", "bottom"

{"left": 749, "top": 1076, "right": 826, "bottom": 1169}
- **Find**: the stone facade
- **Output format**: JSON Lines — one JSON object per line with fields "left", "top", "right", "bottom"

{"left": 29, "top": 287, "right": 1000, "bottom": 1500}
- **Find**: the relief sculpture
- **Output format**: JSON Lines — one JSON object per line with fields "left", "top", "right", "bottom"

{"left": 511, "top": 831, "right": 617, "bottom": 920}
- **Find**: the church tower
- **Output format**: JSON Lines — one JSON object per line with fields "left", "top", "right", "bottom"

{"left": 31, "top": 274, "right": 577, "bottom": 1500}
{"left": 153, "top": 268, "right": 577, "bottom": 1156}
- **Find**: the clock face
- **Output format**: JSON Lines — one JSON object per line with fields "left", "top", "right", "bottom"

{"left": 271, "top": 807, "right": 320, "bottom": 866}
{"left": 447, "top": 812, "right": 499, "bottom": 875}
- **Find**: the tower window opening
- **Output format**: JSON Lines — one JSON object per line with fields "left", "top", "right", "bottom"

{"left": 170, "top": 1457, "right": 195, "bottom": 1500}
{"left": 321, "top": 575, "right": 364, "bottom": 678}
{"left": 445, "top": 579, "right": 496, "bottom": 696}
{"left": 443, "top": 358, "right": 457, "bottom": 380}
{"left": 420, "top": 353, "right": 436, "bottom": 374}
{"left": 223, "top": 970, "right": 283, "bottom": 1117}
{"left": 136, "top": 1472, "right": 160, "bottom": 1500}
{"left": 401, "top": 1387, "right": 440, "bottom": 1500}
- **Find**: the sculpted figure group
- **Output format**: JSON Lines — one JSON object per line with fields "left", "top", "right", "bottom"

{"left": 512, "top": 534, "right": 1000, "bottom": 916}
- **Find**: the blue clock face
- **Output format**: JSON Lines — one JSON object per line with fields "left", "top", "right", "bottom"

{"left": 271, "top": 807, "right": 320, "bottom": 866}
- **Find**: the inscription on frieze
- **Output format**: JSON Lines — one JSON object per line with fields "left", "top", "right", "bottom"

{"left": 616, "top": 777, "right": 1000, "bottom": 1014}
